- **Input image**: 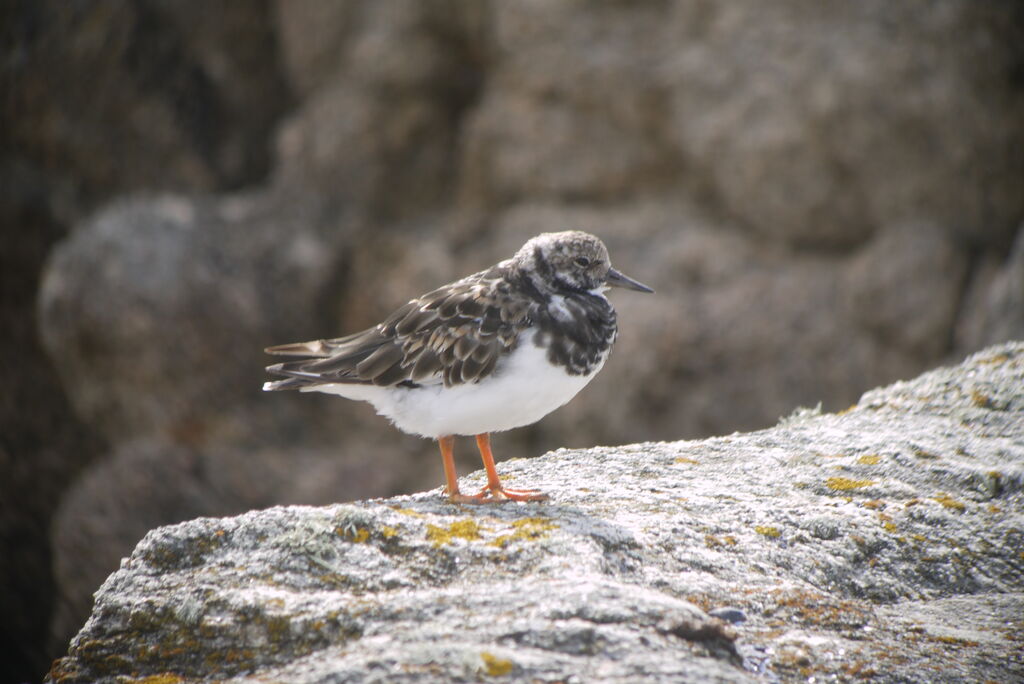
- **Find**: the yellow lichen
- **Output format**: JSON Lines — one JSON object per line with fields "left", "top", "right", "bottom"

{"left": 426, "top": 519, "right": 483, "bottom": 547}
{"left": 931, "top": 635, "right": 980, "bottom": 647}
{"left": 381, "top": 526, "right": 398, "bottom": 539}
{"left": 970, "top": 389, "right": 992, "bottom": 409}
{"left": 825, "top": 477, "right": 875, "bottom": 491}
{"left": 391, "top": 506, "right": 425, "bottom": 517}
{"left": 480, "top": 652, "right": 514, "bottom": 676}
{"left": 336, "top": 526, "right": 370, "bottom": 543}
{"left": 488, "top": 517, "right": 558, "bottom": 548}
{"left": 933, "top": 493, "right": 966, "bottom": 512}
{"left": 674, "top": 457, "right": 700, "bottom": 465}
{"left": 135, "top": 676, "right": 184, "bottom": 684}
{"left": 857, "top": 454, "right": 881, "bottom": 465}
{"left": 877, "top": 513, "right": 897, "bottom": 532}
{"left": 706, "top": 534, "right": 739, "bottom": 547}
{"left": 755, "top": 525, "right": 781, "bottom": 538}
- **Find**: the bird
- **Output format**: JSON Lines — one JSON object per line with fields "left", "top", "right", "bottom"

{"left": 263, "top": 230, "right": 653, "bottom": 504}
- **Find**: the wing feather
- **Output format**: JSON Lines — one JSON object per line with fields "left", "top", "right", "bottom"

{"left": 355, "top": 343, "right": 405, "bottom": 380}
{"left": 453, "top": 334, "right": 476, "bottom": 361}
{"left": 263, "top": 268, "right": 532, "bottom": 391}
{"left": 409, "top": 350, "right": 443, "bottom": 381}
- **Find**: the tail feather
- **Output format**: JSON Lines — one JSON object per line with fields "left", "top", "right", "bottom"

{"left": 262, "top": 376, "right": 315, "bottom": 391}
{"left": 264, "top": 329, "right": 373, "bottom": 357}
{"left": 264, "top": 339, "right": 332, "bottom": 357}
{"left": 263, "top": 359, "right": 363, "bottom": 391}
{"left": 263, "top": 328, "right": 385, "bottom": 391}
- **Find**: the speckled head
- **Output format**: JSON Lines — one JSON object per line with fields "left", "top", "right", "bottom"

{"left": 513, "top": 231, "right": 653, "bottom": 295}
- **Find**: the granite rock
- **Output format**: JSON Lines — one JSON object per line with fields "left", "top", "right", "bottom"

{"left": 47, "top": 342, "right": 1024, "bottom": 683}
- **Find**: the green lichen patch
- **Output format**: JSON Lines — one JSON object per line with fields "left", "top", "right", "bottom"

{"left": 755, "top": 525, "right": 782, "bottom": 539}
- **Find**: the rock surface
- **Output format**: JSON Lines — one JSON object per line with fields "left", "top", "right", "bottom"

{"left": 48, "top": 342, "right": 1024, "bottom": 683}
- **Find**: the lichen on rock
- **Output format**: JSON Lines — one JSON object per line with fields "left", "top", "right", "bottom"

{"left": 48, "top": 343, "right": 1024, "bottom": 682}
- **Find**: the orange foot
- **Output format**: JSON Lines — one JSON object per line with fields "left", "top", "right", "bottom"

{"left": 437, "top": 433, "right": 551, "bottom": 505}
{"left": 449, "top": 485, "right": 549, "bottom": 505}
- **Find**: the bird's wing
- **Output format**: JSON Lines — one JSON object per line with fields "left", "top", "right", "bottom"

{"left": 264, "top": 269, "right": 535, "bottom": 389}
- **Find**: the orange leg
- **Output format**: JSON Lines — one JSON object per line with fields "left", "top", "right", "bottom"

{"left": 438, "top": 435, "right": 460, "bottom": 497}
{"left": 478, "top": 433, "right": 504, "bottom": 491}
{"left": 445, "top": 433, "right": 548, "bottom": 504}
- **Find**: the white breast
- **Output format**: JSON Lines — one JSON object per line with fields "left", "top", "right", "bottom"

{"left": 305, "top": 334, "right": 606, "bottom": 438}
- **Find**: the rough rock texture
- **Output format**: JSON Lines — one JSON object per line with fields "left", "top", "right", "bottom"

{"left": 48, "top": 343, "right": 1024, "bottom": 683}
{"left": 4, "top": 2, "right": 1023, "bottom": 679}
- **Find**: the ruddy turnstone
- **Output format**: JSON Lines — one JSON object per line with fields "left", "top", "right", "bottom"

{"left": 263, "top": 231, "right": 652, "bottom": 504}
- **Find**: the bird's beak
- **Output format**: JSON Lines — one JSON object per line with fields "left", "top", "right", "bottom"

{"left": 606, "top": 267, "right": 654, "bottom": 293}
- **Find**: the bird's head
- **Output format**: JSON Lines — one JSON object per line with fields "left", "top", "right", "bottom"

{"left": 513, "top": 231, "right": 653, "bottom": 296}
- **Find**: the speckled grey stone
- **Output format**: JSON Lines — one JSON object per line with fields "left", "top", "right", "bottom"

{"left": 48, "top": 343, "right": 1024, "bottom": 683}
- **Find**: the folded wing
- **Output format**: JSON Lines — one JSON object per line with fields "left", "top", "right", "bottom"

{"left": 264, "top": 271, "right": 531, "bottom": 391}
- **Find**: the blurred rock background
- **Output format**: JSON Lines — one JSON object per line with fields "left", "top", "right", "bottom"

{"left": 2, "top": 1, "right": 1022, "bottom": 681}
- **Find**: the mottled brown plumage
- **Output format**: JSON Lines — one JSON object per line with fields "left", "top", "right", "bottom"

{"left": 264, "top": 231, "right": 653, "bottom": 503}
{"left": 265, "top": 264, "right": 530, "bottom": 390}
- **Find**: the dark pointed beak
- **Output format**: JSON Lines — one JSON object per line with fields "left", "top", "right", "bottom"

{"left": 606, "top": 267, "right": 654, "bottom": 293}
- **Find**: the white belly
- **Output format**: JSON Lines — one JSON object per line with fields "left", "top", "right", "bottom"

{"left": 305, "top": 340, "right": 605, "bottom": 438}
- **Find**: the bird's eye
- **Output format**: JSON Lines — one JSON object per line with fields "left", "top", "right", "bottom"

{"left": 574, "top": 256, "right": 591, "bottom": 268}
